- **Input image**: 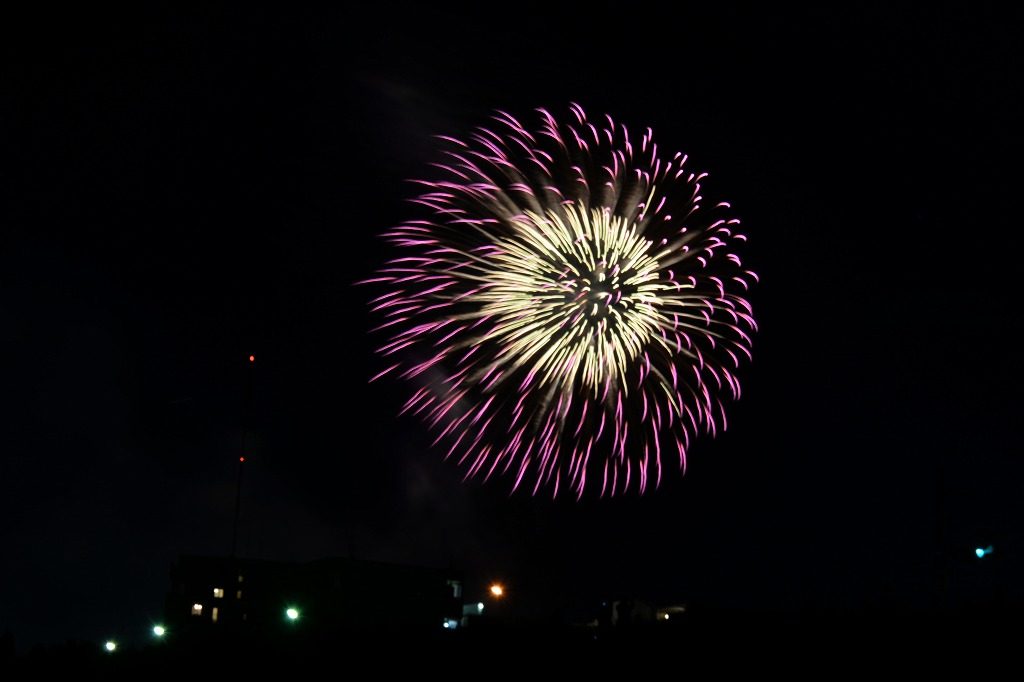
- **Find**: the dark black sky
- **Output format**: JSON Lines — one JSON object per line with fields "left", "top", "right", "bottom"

{"left": 3, "top": 4, "right": 1023, "bottom": 648}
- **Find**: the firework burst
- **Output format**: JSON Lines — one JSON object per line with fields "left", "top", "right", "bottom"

{"left": 363, "top": 104, "right": 757, "bottom": 498}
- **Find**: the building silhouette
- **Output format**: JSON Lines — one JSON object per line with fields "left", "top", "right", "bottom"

{"left": 166, "top": 555, "right": 462, "bottom": 636}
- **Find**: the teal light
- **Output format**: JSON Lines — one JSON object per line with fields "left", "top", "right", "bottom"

{"left": 285, "top": 607, "right": 300, "bottom": 621}
{"left": 975, "top": 545, "right": 993, "bottom": 559}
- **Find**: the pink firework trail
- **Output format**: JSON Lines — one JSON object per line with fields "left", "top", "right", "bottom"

{"left": 362, "top": 104, "right": 757, "bottom": 499}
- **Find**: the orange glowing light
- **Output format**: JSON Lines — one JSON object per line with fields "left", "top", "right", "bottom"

{"left": 489, "top": 583, "right": 504, "bottom": 598}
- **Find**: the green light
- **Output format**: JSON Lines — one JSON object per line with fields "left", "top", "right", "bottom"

{"left": 104, "top": 640, "right": 117, "bottom": 652}
{"left": 285, "top": 607, "right": 300, "bottom": 621}
{"left": 152, "top": 625, "right": 166, "bottom": 637}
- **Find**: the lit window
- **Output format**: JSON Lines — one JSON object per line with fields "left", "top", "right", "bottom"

{"left": 236, "top": 590, "right": 243, "bottom": 600}
{"left": 238, "top": 575, "right": 244, "bottom": 583}
{"left": 447, "top": 580, "right": 462, "bottom": 599}
{"left": 211, "top": 607, "right": 219, "bottom": 623}
{"left": 213, "top": 587, "right": 224, "bottom": 599}
{"left": 191, "top": 603, "right": 203, "bottom": 616}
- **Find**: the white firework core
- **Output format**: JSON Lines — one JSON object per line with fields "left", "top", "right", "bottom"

{"left": 473, "top": 205, "right": 661, "bottom": 396}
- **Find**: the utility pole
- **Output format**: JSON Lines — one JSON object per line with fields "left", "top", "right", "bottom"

{"left": 231, "top": 353, "right": 255, "bottom": 557}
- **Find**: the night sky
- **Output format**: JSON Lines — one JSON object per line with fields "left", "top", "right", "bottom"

{"left": 4, "top": 5, "right": 1023, "bottom": 649}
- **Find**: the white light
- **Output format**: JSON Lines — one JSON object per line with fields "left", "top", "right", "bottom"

{"left": 662, "top": 614, "right": 670, "bottom": 620}
{"left": 152, "top": 625, "right": 166, "bottom": 637}
{"left": 104, "top": 641, "right": 117, "bottom": 652}
{"left": 191, "top": 603, "right": 203, "bottom": 616}
{"left": 477, "top": 602, "right": 484, "bottom": 613}
{"left": 443, "top": 621, "right": 450, "bottom": 629}
{"left": 213, "top": 587, "right": 224, "bottom": 599}
{"left": 286, "top": 607, "right": 300, "bottom": 621}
